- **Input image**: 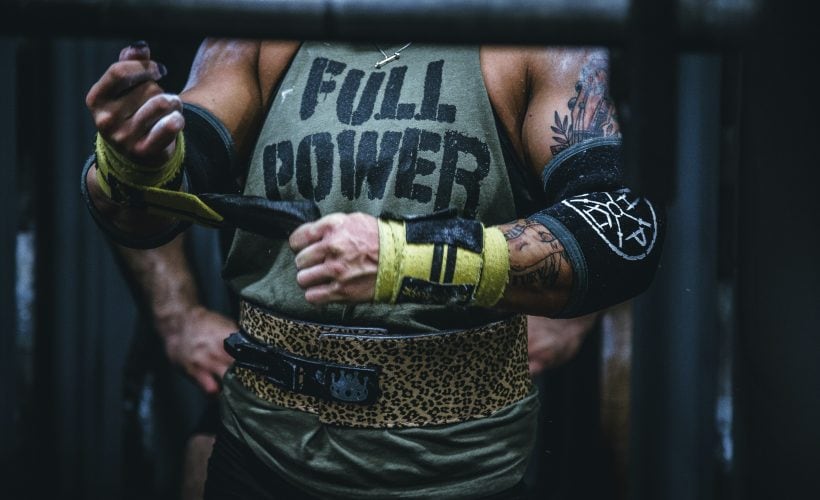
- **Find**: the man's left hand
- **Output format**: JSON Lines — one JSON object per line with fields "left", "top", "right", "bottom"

{"left": 527, "top": 313, "right": 599, "bottom": 375}
{"left": 289, "top": 212, "right": 380, "bottom": 304}
{"left": 162, "top": 305, "right": 237, "bottom": 395}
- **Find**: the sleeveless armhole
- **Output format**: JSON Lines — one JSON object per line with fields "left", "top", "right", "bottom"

{"left": 492, "top": 111, "right": 546, "bottom": 218}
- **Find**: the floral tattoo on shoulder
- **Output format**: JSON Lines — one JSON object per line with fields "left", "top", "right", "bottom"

{"left": 550, "top": 53, "right": 619, "bottom": 156}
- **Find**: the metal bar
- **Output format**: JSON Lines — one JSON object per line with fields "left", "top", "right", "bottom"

{"left": 630, "top": 54, "right": 723, "bottom": 500}
{"left": 0, "top": 40, "right": 19, "bottom": 467}
{"left": 735, "top": 2, "right": 820, "bottom": 498}
{"left": 0, "top": 0, "right": 757, "bottom": 47}
{"left": 25, "top": 38, "right": 60, "bottom": 499}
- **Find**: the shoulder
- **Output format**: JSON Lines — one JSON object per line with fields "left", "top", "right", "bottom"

{"left": 527, "top": 47, "right": 610, "bottom": 97}
{"left": 480, "top": 46, "right": 607, "bottom": 120}
{"left": 481, "top": 46, "right": 616, "bottom": 175}
{"left": 179, "top": 39, "right": 301, "bottom": 159}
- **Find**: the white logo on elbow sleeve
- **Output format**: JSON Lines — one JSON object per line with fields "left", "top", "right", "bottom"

{"left": 563, "top": 191, "right": 658, "bottom": 260}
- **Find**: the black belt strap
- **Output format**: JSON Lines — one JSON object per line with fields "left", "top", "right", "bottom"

{"left": 199, "top": 194, "right": 321, "bottom": 239}
{"left": 224, "top": 331, "right": 381, "bottom": 405}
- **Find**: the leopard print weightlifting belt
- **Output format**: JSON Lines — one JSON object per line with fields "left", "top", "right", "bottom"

{"left": 227, "top": 300, "right": 532, "bottom": 428}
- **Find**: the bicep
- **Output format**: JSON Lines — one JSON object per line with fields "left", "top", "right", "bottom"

{"left": 522, "top": 48, "right": 621, "bottom": 178}
{"left": 500, "top": 49, "right": 663, "bottom": 319}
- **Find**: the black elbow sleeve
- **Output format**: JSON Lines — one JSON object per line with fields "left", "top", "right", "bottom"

{"left": 182, "top": 103, "right": 241, "bottom": 195}
{"left": 533, "top": 137, "right": 666, "bottom": 317}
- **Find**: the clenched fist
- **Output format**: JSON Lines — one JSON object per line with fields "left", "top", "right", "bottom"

{"left": 289, "top": 212, "right": 380, "bottom": 305}
{"left": 85, "top": 41, "right": 184, "bottom": 167}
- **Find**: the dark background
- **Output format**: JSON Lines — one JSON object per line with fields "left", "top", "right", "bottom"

{"left": 1, "top": 0, "right": 818, "bottom": 498}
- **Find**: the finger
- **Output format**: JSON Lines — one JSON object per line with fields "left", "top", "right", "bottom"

{"left": 296, "top": 261, "right": 337, "bottom": 289}
{"left": 213, "top": 355, "right": 233, "bottom": 380}
{"left": 206, "top": 340, "right": 234, "bottom": 369}
{"left": 289, "top": 215, "right": 340, "bottom": 252}
{"left": 87, "top": 60, "right": 167, "bottom": 105}
{"left": 119, "top": 40, "right": 151, "bottom": 62}
{"left": 294, "top": 239, "right": 333, "bottom": 271}
{"left": 95, "top": 81, "right": 164, "bottom": 140}
{"left": 304, "top": 273, "right": 375, "bottom": 304}
{"left": 112, "top": 80, "right": 166, "bottom": 122}
{"left": 215, "top": 361, "right": 231, "bottom": 381}
{"left": 117, "top": 93, "right": 183, "bottom": 149}
{"left": 132, "top": 110, "right": 185, "bottom": 162}
{"left": 289, "top": 222, "right": 324, "bottom": 253}
{"left": 303, "top": 282, "right": 342, "bottom": 305}
{"left": 194, "top": 370, "right": 220, "bottom": 395}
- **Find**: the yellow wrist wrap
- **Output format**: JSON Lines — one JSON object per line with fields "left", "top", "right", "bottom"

{"left": 95, "top": 132, "right": 185, "bottom": 196}
{"left": 94, "top": 133, "right": 223, "bottom": 226}
{"left": 374, "top": 218, "right": 509, "bottom": 307}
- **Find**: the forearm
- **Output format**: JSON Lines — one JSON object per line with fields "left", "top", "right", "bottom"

{"left": 115, "top": 231, "right": 238, "bottom": 394}
{"left": 82, "top": 40, "right": 266, "bottom": 249}
{"left": 495, "top": 181, "right": 664, "bottom": 318}
{"left": 495, "top": 218, "right": 573, "bottom": 316}
{"left": 115, "top": 234, "right": 201, "bottom": 340}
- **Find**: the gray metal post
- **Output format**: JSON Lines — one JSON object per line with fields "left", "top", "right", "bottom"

{"left": 734, "top": 1, "right": 820, "bottom": 498}
{"left": 0, "top": 39, "right": 19, "bottom": 468}
{"left": 630, "top": 53, "right": 723, "bottom": 500}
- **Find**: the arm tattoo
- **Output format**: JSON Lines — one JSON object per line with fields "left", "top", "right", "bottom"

{"left": 550, "top": 53, "right": 619, "bottom": 155}
{"left": 502, "top": 219, "right": 571, "bottom": 290}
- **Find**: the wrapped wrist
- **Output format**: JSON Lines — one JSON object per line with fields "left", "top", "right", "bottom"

{"left": 374, "top": 213, "right": 509, "bottom": 308}
{"left": 80, "top": 154, "right": 191, "bottom": 249}
{"left": 93, "top": 132, "right": 223, "bottom": 228}
{"left": 94, "top": 132, "right": 185, "bottom": 203}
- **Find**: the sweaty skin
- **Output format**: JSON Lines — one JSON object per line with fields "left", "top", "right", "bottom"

{"left": 85, "top": 40, "right": 620, "bottom": 318}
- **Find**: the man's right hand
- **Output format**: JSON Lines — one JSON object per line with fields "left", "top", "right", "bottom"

{"left": 162, "top": 305, "right": 237, "bottom": 395}
{"left": 85, "top": 41, "right": 184, "bottom": 168}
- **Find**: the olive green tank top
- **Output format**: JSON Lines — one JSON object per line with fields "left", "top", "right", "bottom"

{"left": 221, "top": 42, "right": 538, "bottom": 498}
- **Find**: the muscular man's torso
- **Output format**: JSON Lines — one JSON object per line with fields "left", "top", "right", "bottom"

{"left": 217, "top": 41, "right": 540, "bottom": 500}
{"left": 224, "top": 42, "right": 522, "bottom": 330}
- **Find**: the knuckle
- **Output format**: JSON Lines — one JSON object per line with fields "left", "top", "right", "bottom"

{"left": 151, "top": 94, "right": 174, "bottom": 113}
{"left": 326, "top": 243, "right": 344, "bottom": 259}
{"left": 108, "top": 62, "right": 128, "bottom": 81}
{"left": 164, "top": 93, "right": 183, "bottom": 111}
{"left": 108, "top": 129, "right": 129, "bottom": 149}
{"left": 328, "top": 261, "right": 345, "bottom": 278}
{"left": 95, "top": 111, "right": 116, "bottom": 134}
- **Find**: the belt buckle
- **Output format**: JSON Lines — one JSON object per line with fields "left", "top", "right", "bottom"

{"left": 265, "top": 356, "right": 299, "bottom": 392}
{"left": 224, "top": 332, "right": 299, "bottom": 392}
{"left": 225, "top": 331, "right": 381, "bottom": 405}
